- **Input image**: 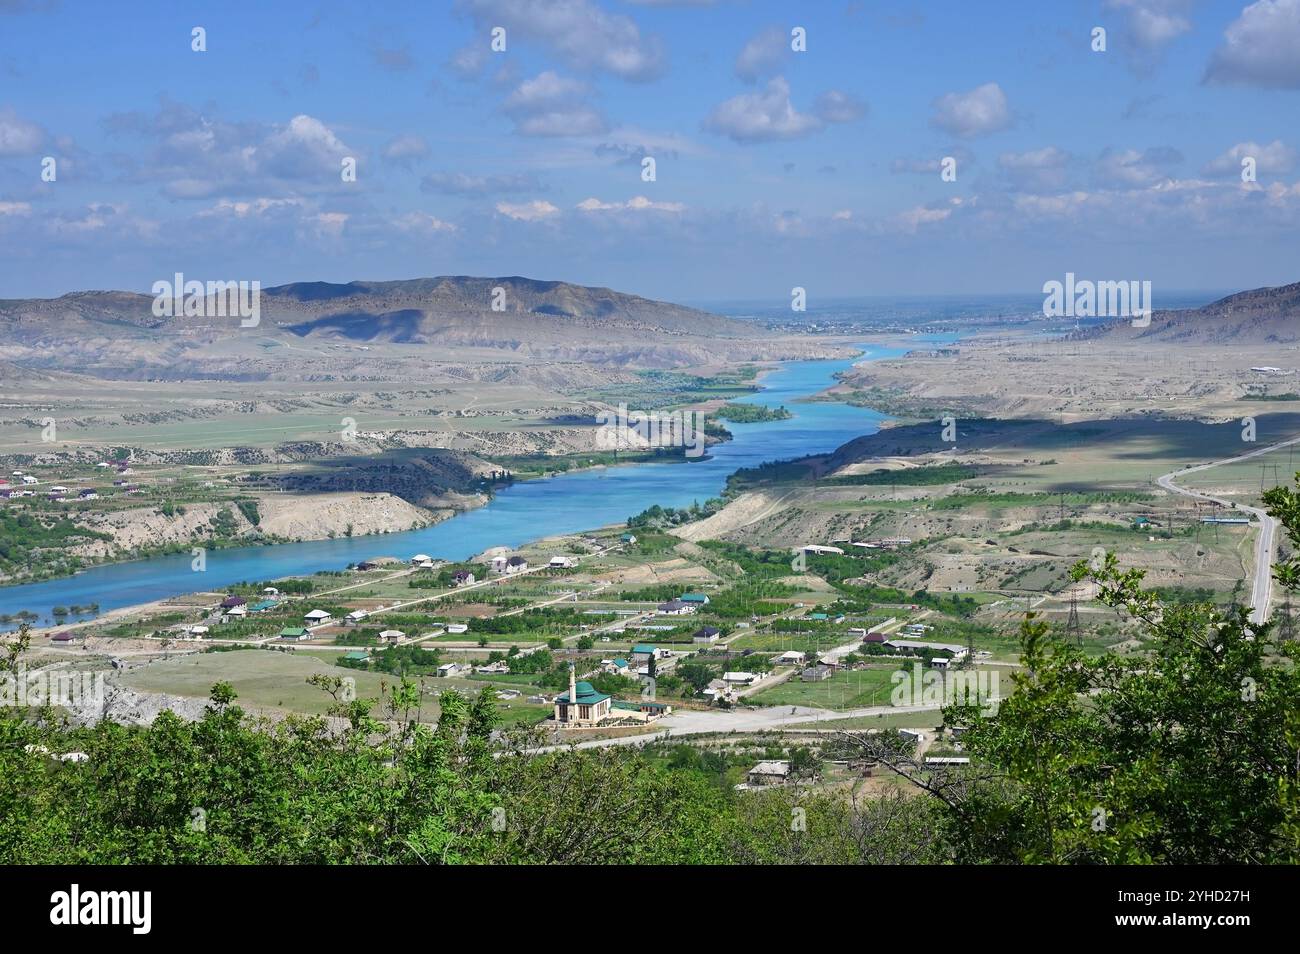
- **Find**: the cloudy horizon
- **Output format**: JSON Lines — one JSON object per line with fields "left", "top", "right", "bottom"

{"left": 1, "top": 0, "right": 1298, "bottom": 303}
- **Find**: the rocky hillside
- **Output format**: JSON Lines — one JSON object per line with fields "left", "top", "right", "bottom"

{"left": 0, "top": 275, "right": 795, "bottom": 376}
{"left": 1084, "top": 280, "right": 1300, "bottom": 344}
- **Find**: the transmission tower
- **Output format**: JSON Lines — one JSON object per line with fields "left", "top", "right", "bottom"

{"left": 1065, "top": 589, "right": 1083, "bottom": 645}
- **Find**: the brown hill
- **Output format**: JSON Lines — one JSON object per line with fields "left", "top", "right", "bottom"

{"left": 1083, "top": 281, "right": 1300, "bottom": 344}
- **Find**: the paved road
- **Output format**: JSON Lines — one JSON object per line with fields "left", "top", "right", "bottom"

{"left": 1156, "top": 435, "right": 1300, "bottom": 625}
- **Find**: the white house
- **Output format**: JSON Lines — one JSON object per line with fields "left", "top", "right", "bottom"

{"left": 802, "top": 544, "right": 845, "bottom": 556}
{"left": 410, "top": 553, "right": 432, "bottom": 565}
{"left": 722, "top": 671, "right": 759, "bottom": 686}
{"left": 303, "top": 609, "right": 332, "bottom": 624}
{"left": 774, "top": 650, "right": 807, "bottom": 666}
{"left": 692, "top": 626, "right": 721, "bottom": 644}
{"left": 549, "top": 555, "right": 576, "bottom": 568}
{"left": 378, "top": 629, "right": 405, "bottom": 643}
{"left": 223, "top": 604, "right": 247, "bottom": 619}
{"left": 657, "top": 600, "right": 695, "bottom": 616}
{"left": 345, "top": 610, "right": 369, "bottom": 625}
{"left": 746, "top": 760, "right": 791, "bottom": 786}
{"left": 446, "top": 623, "right": 468, "bottom": 634}
{"left": 505, "top": 556, "right": 528, "bottom": 574}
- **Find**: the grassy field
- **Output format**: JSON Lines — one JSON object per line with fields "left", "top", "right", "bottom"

{"left": 748, "top": 667, "right": 900, "bottom": 710}
{"left": 120, "top": 648, "right": 548, "bottom": 725}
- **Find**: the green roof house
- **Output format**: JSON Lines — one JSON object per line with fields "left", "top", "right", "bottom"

{"left": 279, "top": 627, "right": 309, "bottom": 640}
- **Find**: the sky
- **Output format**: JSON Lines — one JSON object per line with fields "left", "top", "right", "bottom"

{"left": 0, "top": 0, "right": 1298, "bottom": 303}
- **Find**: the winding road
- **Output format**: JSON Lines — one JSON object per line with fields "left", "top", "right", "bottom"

{"left": 1157, "top": 436, "right": 1300, "bottom": 625}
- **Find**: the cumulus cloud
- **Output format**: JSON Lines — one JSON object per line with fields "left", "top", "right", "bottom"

{"left": 1104, "top": 0, "right": 1193, "bottom": 50}
{"left": 1205, "top": 0, "right": 1300, "bottom": 88}
{"left": 103, "top": 101, "right": 355, "bottom": 199}
{"left": 502, "top": 71, "right": 607, "bottom": 136}
{"left": 930, "top": 82, "right": 1012, "bottom": 138}
{"left": 457, "top": 0, "right": 665, "bottom": 81}
{"left": 999, "top": 146, "right": 1071, "bottom": 189}
{"left": 392, "top": 211, "right": 456, "bottom": 233}
{"left": 813, "top": 90, "right": 868, "bottom": 124}
{"left": 0, "top": 106, "right": 45, "bottom": 155}
{"left": 576, "top": 195, "right": 684, "bottom": 212}
{"left": 1095, "top": 146, "right": 1182, "bottom": 186}
{"left": 495, "top": 199, "right": 560, "bottom": 221}
{"left": 1203, "top": 140, "right": 1297, "bottom": 176}
{"left": 734, "top": 26, "right": 789, "bottom": 82}
{"left": 704, "top": 77, "right": 822, "bottom": 143}
{"left": 381, "top": 134, "right": 432, "bottom": 165}
{"left": 0, "top": 200, "right": 32, "bottom": 215}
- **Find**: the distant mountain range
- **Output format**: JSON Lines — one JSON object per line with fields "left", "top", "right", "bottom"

{"left": 1083, "top": 280, "right": 1300, "bottom": 344}
{"left": 0, "top": 276, "right": 827, "bottom": 379}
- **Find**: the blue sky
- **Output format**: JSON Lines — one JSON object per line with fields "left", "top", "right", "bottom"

{"left": 1, "top": 0, "right": 1298, "bottom": 302}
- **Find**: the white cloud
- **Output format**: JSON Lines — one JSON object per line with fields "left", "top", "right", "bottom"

{"left": 734, "top": 26, "right": 789, "bottom": 82}
{"left": 0, "top": 200, "right": 32, "bottom": 216}
{"left": 393, "top": 211, "right": 456, "bottom": 233}
{"left": 576, "top": 195, "right": 684, "bottom": 212}
{"left": 1095, "top": 146, "right": 1182, "bottom": 186}
{"left": 0, "top": 107, "right": 45, "bottom": 155}
{"left": 1204, "top": 140, "right": 1297, "bottom": 176}
{"left": 457, "top": 0, "right": 665, "bottom": 81}
{"left": 495, "top": 199, "right": 560, "bottom": 221}
{"left": 814, "top": 90, "right": 868, "bottom": 124}
{"left": 1105, "top": 0, "right": 1192, "bottom": 49}
{"left": 381, "top": 134, "right": 432, "bottom": 164}
{"left": 421, "top": 171, "right": 543, "bottom": 195}
{"left": 704, "top": 77, "right": 823, "bottom": 143}
{"left": 1206, "top": 0, "right": 1300, "bottom": 88}
{"left": 502, "top": 71, "right": 608, "bottom": 137}
{"left": 930, "top": 82, "right": 1012, "bottom": 138}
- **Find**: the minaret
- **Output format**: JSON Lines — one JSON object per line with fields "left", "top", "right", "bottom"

{"left": 568, "top": 662, "right": 577, "bottom": 718}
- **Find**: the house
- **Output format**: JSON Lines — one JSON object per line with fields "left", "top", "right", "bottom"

{"left": 924, "top": 756, "right": 971, "bottom": 767}
{"left": 343, "top": 651, "right": 369, "bottom": 663}
{"left": 344, "top": 610, "right": 369, "bottom": 625}
{"left": 746, "top": 760, "right": 791, "bottom": 786}
{"left": 548, "top": 555, "right": 576, "bottom": 568}
{"left": 279, "top": 627, "right": 310, "bottom": 641}
{"left": 378, "top": 629, "right": 405, "bottom": 644}
{"left": 436, "top": 662, "right": 470, "bottom": 678}
{"left": 631, "top": 644, "right": 656, "bottom": 662}
{"left": 50, "top": 631, "right": 78, "bottom": 643}
{"left": 490, "top": 555, "right": 508, "bottom": 574}
{"left": 774, "top": 650, "right": 807, "bottom": 666}
{"left": 410, "top": 553, "right": 432, "bottom": 565}
{"left": 505, "top": 555, "right": 528, "bottom": 574}
{"left": 603, "top": 657, "right": 630, "bottom": 674}
{"left": 656, "top": 599, "right": 694, "bottom": 616}
{"left": 219, "top": 596, "right": 246, "bottom": 610}
{"left": 679, "top": 593, "right": 710, "bottom": 605}
{"left": 883, "top": 639, "right": 968, "bottom": 663}
{"left": 801, "top": 544, "right": 845, "bottom": 556}
{"left": 222, "top": 604, "right": 247, "bottom": 619}
{"left": 497, "top": 688, "right": 522, "bottom": 700}
{"left": 248, "top": 599, "right": 278, "bottom": 613}
{"left": 77, "top": 489, "right": 98, "bottom": 500}
{"left": 184, "top": 624, "right": 209, "bottom": 637}
{"left": 801, "top": 664, "right": 833, "bottom": 682}
{"left": 476, "top": 661, "right": 511, "bottom": 674}
{"left": 262, "top": 586, "right": 280, "bottom": 596}
{"left": 610, "top": 699, "right": 673, "bottom": 722}
{"left": 722, "top": 671, "right": 758, "bottom": 686}
{"left": 620, "top": 532, "right": 637, "bottom": 544}
{"left": 553, "top": 665, "right": 612, "bottom": 726}
{"left": 692, "top": 626, "right": 721, "bottom": 644}
{"left": 452, "top": 570, "right": 476, "bottom": 587}
{"left": 446, "top": 623, "right": 468, "bottom": 634}
{"left": 303, "top": 609, "right": 332, "bottom": 624}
